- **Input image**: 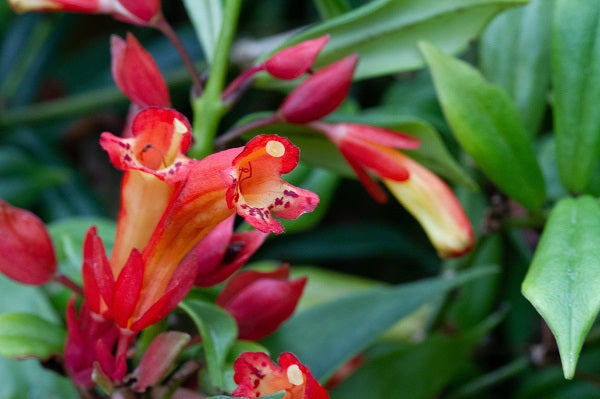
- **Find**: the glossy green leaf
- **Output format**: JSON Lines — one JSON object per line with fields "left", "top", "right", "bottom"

{"left": 179, "top": 299, "right": 238, "bottom": 390}
{"left": 0, "top": 358, "right": 77, "bottom": 399}
{"left": 552, "top": 0, "right": 600, "bottom": 193}
{"left": 265, "top": 0, "right": 526, "bottom": 81}
{"left": 183, "top": 0, "right": 222, "bottom": 64}
{"left": 420, "top": 41, "right": 545, "bottom": 211}
{"left": 522, "top": 196, "right": 600, "bottom": 379}
{"left": 262, "top": 266, "right": 498, "bottom": 381}
{"left": 0, "top": 274, "right": 59, "bottom": 322}
{"left": 480, "top": 0, "right": 553, "bottom": 136}
{"left": 47, "top": 217, "right": 116, "bottom": 284}
{"left": 313, "top": 0, "right": 351, "bottom": 19}
{"left": 0, "top": 313, "right": 65, "bottom": 360}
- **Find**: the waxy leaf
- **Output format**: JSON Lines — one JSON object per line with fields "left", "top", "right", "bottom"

{"left": 263, "top": 266, "right": 498, "bottom": 381}
{"left": 179, "top": 299, "right": 237, "bottom": 390}
{"left": 268, "top": 0, "right": 527, "bottom": 80}
{"left": 522, "top": 196, "right": 600, "bottom": 379}
{"left": 420, "top": 41, "right": 545, "bottom": 211}
{"left": 552, "top": 0, "right": 600, "bottom": 193}
{"left": 480, "top": 0, "right": 553, "bottom": 136}
{"left": 0, "top": 313, "right": 65, "bottom": 360}
{"left": 182, "top": 0, "right": 222, "bottom": 64}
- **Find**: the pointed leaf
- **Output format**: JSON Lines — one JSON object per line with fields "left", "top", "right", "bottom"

{"left": 264, "top": 0, "right": 527, "bottom": 81}
{"left": 522, "top": 196, "right": 600, "bottom": 379}
{"left": 420, "top": 41, "right": 545, "bottom": 210}
{"left": 552, "top": 0, "right": 600, "bottom": 192}
{"left": 480, "top": 0, "right": 553, "bottom": 136}
{"left": 0, "top": 313, "right": 65, "bottom": 360}
{"left": 182, "top": 0, "right": 222, "bottom": 64}
{"left": 262, "top": 266, "right": 498, "bottom": 381}
{"left": 179, "top": 299, "right": 237, "bottom": 390}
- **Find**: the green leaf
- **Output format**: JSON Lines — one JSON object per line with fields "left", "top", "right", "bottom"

{"left": 420, "top": 40, "right": 545, "bottom": 211}
{"left": 522, "top": 196, "right": 600, "bottom": 379}
{"left": 552, "top": 0, "right": 600, "bottom": 193}
{"left": 264, "top": 0, "right": 527, "bottom": 81}
{"left": 179, "top": 299, "right": 238, "bottom": 390}
{"left": 0, "top": 357, "right": 77, "bottom": 399}
{"left": 207, "top": 393, "right": 284, "bottom": 399}
{"left": 47, "top": 217, "right": 116, "bottom": 284}
{"left": 312, "top": 0, "right": 351, "bottom": 19}
{"left": 182, "top": 0, "right": 222, "bottom": 64}
{"left": 262, "top": 266, "right": 498, "bottom": 381}
{"left": 480, "top": 0, "right": 553, "bottom": 136}
{"left": 0, "top": 147, "right": 68, "bottom": 208}
{"left": 0, "top": 313, "right": 65, "bottom": 360}
{"left": 0, "top": 274, "right": 59, "bottom": 323}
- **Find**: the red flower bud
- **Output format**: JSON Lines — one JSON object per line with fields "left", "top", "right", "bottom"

{"left": 217, "top": 266, "right": 306, "bottom": 340}
{"left": 264, "top": 35, "right": 329, "bottom": 80}
{"left": 278, "top": 54, "right": 358, "bottom": 123}
{"left": 0, "top": 200, "right": 56, "bottom": 285}
{"left": 111, "top": 33, "right": 170, "bottom": 108}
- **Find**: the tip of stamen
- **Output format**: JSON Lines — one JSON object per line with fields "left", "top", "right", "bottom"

{"left": 287, "top": 364, "right": 304, "bottom": 386}
{"left": 266, "top": 140, "right": 286, "bottom": 157}
{"left": 173, "top": 118, "right": 188, "bottom": 135}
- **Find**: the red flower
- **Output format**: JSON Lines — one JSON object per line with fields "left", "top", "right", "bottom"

{"left": 111, "top": 33, "right": 170, "bottom": 108}
{"left": 264, "top": 35, "right": 329, "bottom": 80}
{"left": 0, "top": 200, "right": 56, "bottom": 285}
{"left": 232, "top": 352, "right": 329, "bottom": 399}
{"left": 217, "top": 266, "right": 306, "bottom": 340}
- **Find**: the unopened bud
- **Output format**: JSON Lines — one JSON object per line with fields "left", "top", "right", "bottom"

{"left": 264, "top": 35, "right": 329, "bottom": 80}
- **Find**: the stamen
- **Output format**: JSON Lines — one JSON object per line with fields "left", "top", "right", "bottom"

{"left": 286, "top": 364, "right": 304, "bottom": 386}
{"left": 173, "top": 118, "right": 188, "bottom": 135}
{"left": 266, "top": 140, "right": 285, "bottom": 157}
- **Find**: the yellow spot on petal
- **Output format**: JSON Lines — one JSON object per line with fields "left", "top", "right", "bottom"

{"left": 173, "top": 118, "right": 188, "bottom": 135}
{"left": 266, "top": 140, "right": 285, "bottom": 158}
{"left": 287, "top": 365, "right": 304, "bottom": 386}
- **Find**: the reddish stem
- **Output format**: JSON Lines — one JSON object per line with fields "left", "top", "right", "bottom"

{"left": 222, "top": 64, "right": 263, "bottom": 102}
{"left": 53, "top": 272, "right": 84, "bottom": 296}
{"left": 214, "top": 114, "right": 279, "bottom": 149}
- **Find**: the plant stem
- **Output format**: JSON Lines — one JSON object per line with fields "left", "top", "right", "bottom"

{"left": 155, "top": 16, "right": 204, "bottom": 96}
{"left": 214, "top": 114, "right": 278, "bottom": 149}
{"left": 188, "top": 0, "right": 242, "bottom": 159}
{"left": 53, "top": 271, "right": 84, "bottom": 296}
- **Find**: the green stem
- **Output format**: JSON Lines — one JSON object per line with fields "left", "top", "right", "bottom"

{"left": 188, "top": 0, "right": 242, "bottom": 159}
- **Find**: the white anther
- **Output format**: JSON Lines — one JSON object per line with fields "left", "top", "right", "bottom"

{"left": 266, "top": 140, "right": 285, "bottom": 157}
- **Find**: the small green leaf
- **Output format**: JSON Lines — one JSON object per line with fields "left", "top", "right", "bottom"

{"left": 552, "top": 0, "right": 600, "bottom": 193}
{"left": 179, "top": 299, "right": 238, "bottom": 390}
{"left": 263, "top": 266, "right": 498, "bottom": 381}
{"left": 480, "top": 0, "right": 553, "bottom": 136}
{"left": 0, "top": 313, "right": 65, "bottom": 360}
{"left": 264, "top": 0, "right": 527, "bottom": 81}
{"left": 522, "top": 196, "right": 600, "bottom": 379}
{"left": 182, "top": 0, "right": 222, "bottom": 64}
{"left": 420, "top": 40, "right": 545, "bottom": 211}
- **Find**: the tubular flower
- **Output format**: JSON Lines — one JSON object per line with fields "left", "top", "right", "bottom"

{"left": 232, "top": 352, "right": 329, "bottom": 399}
{"left": 263, "top": 35, "right": 330, "bottom": 80}
{"left": 8, "top": 0, "right": 162, "bottom": 26}
{"left": 0, "top": 199, "right": 56, "bottom": 285}
{"left": 217, "top": 266, "right": 306, "bottom": 340}
{"left": 102, "top": 133, "right": 318, "bottom": 332}
{"left": 111, "top": 33, "right": 170, "bottom": 109}
{"left": 315, "top": 122, "right": 473, "bottom": 258}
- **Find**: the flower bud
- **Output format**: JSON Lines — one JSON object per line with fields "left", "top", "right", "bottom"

{"left": 278, "top": 54, "right": 358, "bottom": 123}
{"left": 0, "top": 200, "right": 56, "bottom": 285}
{"left": 264, "top": 35, "right": 329, "bottom": 80}
{"left": 217, "top": 266, "right": 306, "bottom": 340}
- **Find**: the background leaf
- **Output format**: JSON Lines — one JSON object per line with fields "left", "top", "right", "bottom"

{"left": 182, "top": 0, "right": 222, "bottom": 64}
{"left": 0, "top": 313, "right": 65, "bottom": 360}
{"left": 522, "top": 196, "right": 600, "bottom": 379}
{"left": 420, "top": 40, "right": 545, "bottom": 210}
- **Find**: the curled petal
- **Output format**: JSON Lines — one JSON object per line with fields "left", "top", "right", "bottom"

{"left": 224, "top": 135, "right": 319, "bottom": 234}
{"left": 264, "top": 35, "right": 329, "bottom": 80}
{"left": 383, "top": 154, "right": 474, "bottom": 258}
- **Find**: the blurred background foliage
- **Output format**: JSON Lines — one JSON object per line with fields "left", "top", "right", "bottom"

{"left": 2, "top": 0, "right": 600, "bottom": 398}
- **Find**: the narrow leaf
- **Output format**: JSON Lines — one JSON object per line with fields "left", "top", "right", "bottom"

{"left": 552, "top": 0, "right": 600, "bottom": 192}
{"left": 480, "top": 0, "right": 553, "bottom": 136}
{"left": 262, "top": 266, "right": 498, "bottom": 381}
{"left": 179, "top": 300, "right": 237, "bottom": 389}
{"left": 420, "top": 41, "right": 545, "bottom": 210}
{"left": 182, "top": 0, "right": 222, "bottom": 64}
{"left": 0, "top": 313, "right": 65, "bottom": 360}
{"left": 264, "top": 0, "right": 527, "bottom": 81}
{"left": 522, "top": 196, "right": 600, "bottom": 379}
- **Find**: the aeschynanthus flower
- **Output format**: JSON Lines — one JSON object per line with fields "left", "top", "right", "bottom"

{"left": 315, "top": 122, "right": 473, "bottom": 258}
{"left": 233, "top": 352, "right": 329, "bottom": 399}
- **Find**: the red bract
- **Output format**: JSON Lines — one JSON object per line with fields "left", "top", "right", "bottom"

{"left": 178, "top": 215, "right": 268, "bottom": 288}
{"left": 0, "top": 199, "right": 56, "bottom": 285}
{"left": 232, "top": 352, "right": 329, "bottom": 399}
{"left": 8, "top": 0, "right": 162, "bottom": 26}
{"left": 217, "top": 266, "right": 306, "bottom": 340}
{"left": 278, "top": 54, "right": 358, "bottom": 123}
{"left": 315, "top": 122, "right": 473, "bottom": 258}
{"left": 264, "top": 35, "right": 329, "bottom": 80}
{"left": 111, "top": 33, "right": 170, "bottom": 108}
